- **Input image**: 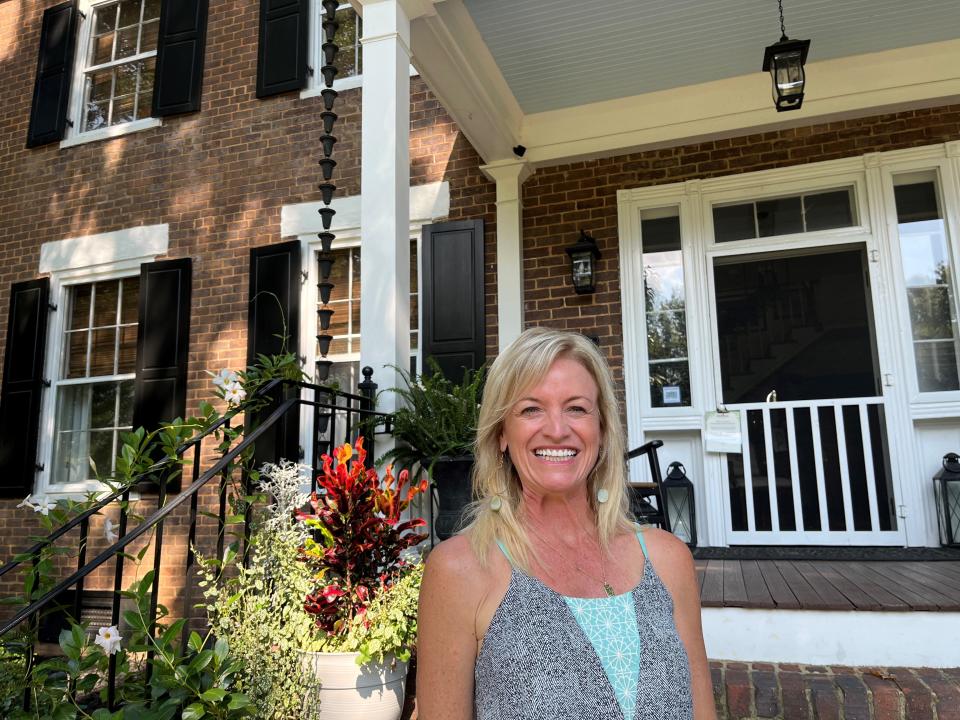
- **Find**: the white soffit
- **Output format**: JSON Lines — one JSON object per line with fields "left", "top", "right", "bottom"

{"left": 461, "top": 0, "right": 960, "bottom": 115}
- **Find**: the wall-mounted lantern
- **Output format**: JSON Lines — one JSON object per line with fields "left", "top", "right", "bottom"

{"left": 761, "top": 1, "right": 810, "bottom": 112}
{"left": 565, "top": 229, "right": 601, "bottom": 295}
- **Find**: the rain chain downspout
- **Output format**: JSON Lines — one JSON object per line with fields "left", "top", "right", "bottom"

{"left": 316, "top": 0, "right": 341, "bottom": 383}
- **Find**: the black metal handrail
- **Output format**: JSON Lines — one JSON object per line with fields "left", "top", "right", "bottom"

{"left": 0, "top": 375, "right": 390, "bottom": 711}
{"left": 0, "top": 377, "right": 285, "bottom": 584}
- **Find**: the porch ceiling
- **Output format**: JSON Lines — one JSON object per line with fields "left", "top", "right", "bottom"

{"left": 406, "top": 0, "right": 960, "bottom": 167}
{"left": 460, "top": 0, "right": 960, "bottom": 115}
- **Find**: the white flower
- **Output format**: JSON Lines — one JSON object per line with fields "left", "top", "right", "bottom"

{"left": 223, "top": 381, "right": 247, "bottom": 405}
{"left": 94, "top": 626, "right": 123, "bottom": 655}
{"left": 104, "top": 518, "right": 119, "bottom": 544}
{"left": 211, "top": 369, "right": 238, "bottom": 389}
{"left": 18, "top": 494, "right": 55, "bottom": 515}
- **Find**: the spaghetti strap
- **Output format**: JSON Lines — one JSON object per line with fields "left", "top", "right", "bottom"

{"left": 635, "top": 528, "right": 649, "bottom": 560}
{"left": 495, "top": 539, "right": 515, "bottom": 566}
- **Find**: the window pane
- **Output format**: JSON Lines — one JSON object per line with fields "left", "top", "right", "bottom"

{"left": 757, "top": 196, "right": 803, "bottom": 237}
{"left": 642, "top": 208, "right": 690, "bottom": 408}
{"left": 895, "top": 182, "right": 939, "bottom": 223}
{"left": 93, "top": 281, "right": 120, "bottom": 327}
{"left": 85, "top": 100, "right": 109, "bottom": 132}
{"left": 91, "top": 383, "right": 117, "bottom": 429}
{"left": 908, "top": 286, "right": 953, "bottom": 340}
{"left": 118, "top": 380, "right": 135, "bottom": 425}
{"left": 53, "top": 431, "right": 86, "bottom": 485}
{"left": 118, "top": 0, "right": 141, "bottom": 27}
{"left": 95, "top": 4, "right": 117, "bottom": 34}
{"left": 647, "top": 310, "right": 687, "bottom": 360}
{"left": 120, "top": 277, "right": 140, "bottom": 324}
{"left": 143, "top": 0, "right": 161, "bottom": 21}
{"left": 115, "top": 26, "right": 138, "bottom": 59}
{"left": 140, "top": 19, "right": 159, "bottom": 52}
{"left": 332, "top": 8, "right": 359, "bottom": 78}
{"left": 90, "top": 328, "right": 117, "bottom": 376}
{"left": 649, "top": 361, "right": 690, "bottom": 408}
{"left": 112, "top": 94, "right": 135, "bottom": 125}
{"left": 804, "top": 189, "right": 854, "bottom": 231}
{"left": 70, "top": 284, "right": 92, "bottom": 330}
{"left": 915, "top": 341, "right": 960, "bottom": 392}
{"left": 713, "top": 203, "right": 756, "bottom": 242}
{"left": 92, "top": 34, "right": 114, "bottom": 65}
{"left": 67, "top": 331, "right": 88, "bottom": 378}
{"left": 118, "top": 325, "right": 138, "bottom": 373}
{"left": 89, "top": 430, "right": 115, "bottom": 476}
{"left": 115, "top": 62, "right": 139, "bottom": 96}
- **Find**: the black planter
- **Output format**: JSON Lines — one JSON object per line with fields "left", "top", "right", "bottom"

{"left": 432, "top": 455, "right": 474, "bottom": 540}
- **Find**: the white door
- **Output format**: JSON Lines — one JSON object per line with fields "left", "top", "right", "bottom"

{"left": 709, "top": 246, "right": 906, "bottom": 545}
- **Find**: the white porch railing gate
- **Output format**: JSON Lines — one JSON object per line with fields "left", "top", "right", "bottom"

{"left": 723, "top": 397, "right": 904, "bottom": 545}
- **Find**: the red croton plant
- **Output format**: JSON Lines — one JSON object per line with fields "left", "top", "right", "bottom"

{"left": 295, "top": 436, "right": 429, "bottom": 635}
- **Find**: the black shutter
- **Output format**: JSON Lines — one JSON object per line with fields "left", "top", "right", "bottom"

{"left": 256, "top": 0, "right": 308, "bottom": 98}
{"left": 248, "top": 241, "right": 301, "bottom": 464}
{"left": 0, "top": 280, "right": 51, "bottom": 498}
{"left": 151, "top": 0, "right": 208, "bottom": 116}
{"left": 421, "top": 219, "right": 486, "bottom": 383}
{"left": 132, "top": 258, "right": 192, "bottom": 492}
{"left": 26, "top": 2, "right": 78, "bottom": 148}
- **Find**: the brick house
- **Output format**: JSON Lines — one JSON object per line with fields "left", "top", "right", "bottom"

{"left": 1, "top": 0, "right": 959, "bottom": 672}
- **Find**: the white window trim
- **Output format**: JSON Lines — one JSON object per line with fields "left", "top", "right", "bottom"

{"left": 300, "top": 0, "right": 417, "bottom": 99}
{"left": 61, "top": 0, "right": 163, "bottom": 149}
{"left": 35, "top": 224, "right": 168, "bottom": 499}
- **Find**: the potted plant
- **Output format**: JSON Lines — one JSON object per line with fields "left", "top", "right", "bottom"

{"left": 384, "top": 361, "right": 485, "bottom": 540}
{"left": 203, "top": 439, "right": 428, "bottom": 720}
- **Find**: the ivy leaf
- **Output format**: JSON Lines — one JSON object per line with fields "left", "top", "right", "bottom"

{"left": 181, "top": 703, "right": 207, "bottom": 720}
{"left": 200, "top": 687, "right": 228, "bottom": 702}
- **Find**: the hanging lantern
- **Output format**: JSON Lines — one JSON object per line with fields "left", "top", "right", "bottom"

{"left": 761, "top": 1, "right": 810, "bottom": 112}
{"left": 934, "top": 453, "right": 960, "bottom": 547}
{"left": 663, "top": 462, "right": 697, "bottom": 547}
{"left": 564, "top": 229, "right": 601, "bottom": 295}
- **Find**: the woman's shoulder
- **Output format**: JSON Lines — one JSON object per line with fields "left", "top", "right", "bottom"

{"left": 423, "top": 532, "right": 499, "bottom": 592}
{"left": 637, "top": 527, "right": 696, "bottom": 589}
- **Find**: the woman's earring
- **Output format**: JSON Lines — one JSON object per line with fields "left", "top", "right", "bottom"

{"left": 497, "top": 452, "right": 505, "bottom": 470}
{"left": 490, "top": 496, "right": 503, "bottom": 512}
{"left": 596, "top": 488, "right": 609, "bottom": 504}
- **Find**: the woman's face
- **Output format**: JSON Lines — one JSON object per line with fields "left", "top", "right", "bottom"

{"left": 499, "top": 356, "right": 602, "bottom": 499}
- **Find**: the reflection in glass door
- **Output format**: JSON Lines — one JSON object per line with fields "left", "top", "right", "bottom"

{"left": 714, "top": 248, "right": 900, "bottom": 543}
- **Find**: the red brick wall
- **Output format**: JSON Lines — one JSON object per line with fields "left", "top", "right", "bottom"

{"left": 518, "top": 106, "right": 960, "bottom": 388}
{"left": 0, "top": 0, "right": 494, "bottom": 610}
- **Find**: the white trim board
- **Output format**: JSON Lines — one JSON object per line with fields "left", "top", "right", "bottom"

{"left": 280, "top": 181, "right": 450, "bottom": 237}
{"left": 702, "top": 607, "right": 960, "bottom": 668}
{"left": 39, "top": 225, "right": 169, "bottom": 275}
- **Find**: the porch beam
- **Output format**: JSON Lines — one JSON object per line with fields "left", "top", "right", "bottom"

{"left": 358, "top": 0, "right": 412, "bottom": 411}
{"left": 480, "top": 159, "right": 532, "bottom": 351}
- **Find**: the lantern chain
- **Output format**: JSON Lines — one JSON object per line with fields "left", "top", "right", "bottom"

{"left": 777, "top": 0, "right": 787, "bottom": 40}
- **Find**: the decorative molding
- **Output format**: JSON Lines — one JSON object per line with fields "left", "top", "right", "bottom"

{"left": 911, "top": 401, "right": 960, "bottom": 420}
{"left": 281, "top": 181, "right": 449, "bottom": 237}
{"left": 39, "top": 224, "right": 169, "bottom": 274}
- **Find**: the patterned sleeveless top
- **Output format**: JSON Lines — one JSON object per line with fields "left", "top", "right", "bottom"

{"left": 474, "top": 530, "right": 693, "bottom": 720}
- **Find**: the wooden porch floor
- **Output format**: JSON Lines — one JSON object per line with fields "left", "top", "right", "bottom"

{"left": 695, "top": 559, "right": 960, "bottom": 611}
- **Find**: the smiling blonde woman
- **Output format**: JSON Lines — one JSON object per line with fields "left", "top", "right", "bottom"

{"left": 417, "top": 327, "right": 715, "bottom": 720}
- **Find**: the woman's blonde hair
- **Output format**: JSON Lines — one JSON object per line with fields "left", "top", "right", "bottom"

{"left": 463, "top": 327, "right": 634, "bottom": 571}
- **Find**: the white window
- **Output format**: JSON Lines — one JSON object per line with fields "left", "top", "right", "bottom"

{"left": 308, "top": 1, "right": 363, "bottom": 93}
{"left": 319, "top": 241, "right": 418, "bottom": 390}
{"left": 52, "top": 278, "right": 139, "bottom": 486}
{"left": 36, "top": 224, "right": 167, "bottom": 496}
{"left": 64, "top": 0, "right": 162, "bottom": 146}
{"left": 893, "top": 170, "right": 960, "bottom": 394}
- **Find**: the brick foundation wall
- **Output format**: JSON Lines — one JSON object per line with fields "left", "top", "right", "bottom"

{"left": 517, "top": 106, "right": 960, "bottom": 391}
{"left": 0, "top": 1, "right": 494, "bottom": 613}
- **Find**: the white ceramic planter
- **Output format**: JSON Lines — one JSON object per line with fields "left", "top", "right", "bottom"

{"left": 300, "top": 650, "right": 409, "bottom": 720}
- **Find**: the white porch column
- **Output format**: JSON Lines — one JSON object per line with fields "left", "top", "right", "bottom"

{"left": 480, "top": 159, "right": 532, "bottom": 351}
{"left": 358, "top": 0, "right": 412, "bottom": 411}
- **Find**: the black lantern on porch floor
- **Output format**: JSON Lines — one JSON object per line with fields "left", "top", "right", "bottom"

{"left": 565, "top": 229, "right": 601, "bottom": 294}
{"left": 761, "top": 0, "right": 810, "bottom": 112}
{"left": 663, "top": 461, "right": 697, "bottom": 547}
{"left": 934, "top": 453, "right": 960, "bottom": 547}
